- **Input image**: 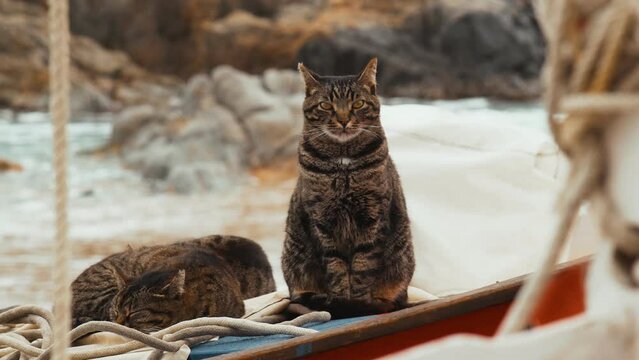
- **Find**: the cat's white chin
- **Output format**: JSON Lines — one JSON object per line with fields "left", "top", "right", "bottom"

{"left": 323, "top": 128, "right": 362, "bottom": 143}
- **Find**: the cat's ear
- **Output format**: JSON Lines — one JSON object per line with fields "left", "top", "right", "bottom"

{"left": 109, "top": 265, "right": 130, "bottom": 291}
{"left": 357, "top": 58, "right": 377, "bottom": 95}
{"left": 298, "top": 63, "right": 322, "bottom": 96}
{"left": 156, "top": 269, "right": 185, "bottom": 299}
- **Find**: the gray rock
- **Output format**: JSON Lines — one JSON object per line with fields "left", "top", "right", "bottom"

{"left": 125, "top": 137, "right": 175, "bottom": 180}
{"left": 167, "top": 162, "right": 235, "bottom": 194}
{"left": 211, "top": 65, "right": 274, "bottom": 118}
{"left": 262, "top": 68, "right": 304, "bottom": 95}
{"left": 177, "top": 107, "right": 250, "bottom": 167}
{"left": 118, "top": 102, "right": 254, "bottom": 189}
{"left": 283, "top": 93, "right": 305, "bottom": 123}
{"left": 298, "top": 0, "right": 543, "bottom": 100}
{"left": 182, "top": 74, "right": 215, "bottom": 114}
{"left": 211, "top": 65, "right": 303, "bottom": 166}
{"left": 71, "top": 82, "right": 114, "bottom": 114}
{"left": 0, "top": 0, "right": 180, "bottom": 113}
{"left": 111, "top": 105, "right": 163, "bottom": 147}
{"left": 124, "top": 122, "right": 166, "bottom": 154}
{"left": 111, "top": 65, "right": 305, "bottom": 194}
{"left": 244, "top": 105, "right": 301, "bottom": 165}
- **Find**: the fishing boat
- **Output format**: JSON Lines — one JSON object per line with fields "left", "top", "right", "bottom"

{"left": 2, "top": 0, "right": 638, "bottom": 359}
{"left": 189, "top": 257, "right": 589, "bottom": 359}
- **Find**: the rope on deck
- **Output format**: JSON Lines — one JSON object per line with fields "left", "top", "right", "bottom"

{"left": 0, "top": 305, "right": 330, "bottom": 360}
{"left": 499, "top": 0, "right": 639, "bottom": 335}
{"left": 47, "top": 0, "right": 72, "bottom": 359}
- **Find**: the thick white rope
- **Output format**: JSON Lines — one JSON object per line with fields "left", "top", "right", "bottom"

{"left": 0, "top": 305, "right": 330, "bottom": 360}
{"left": 498, "top": 137, "right": 603, "bottom": 334}
{"left": 497, "top": 0, "right": 572, "bottom": 334}
{"left": 47, "top": 0, "right": 71, "bottom": 359}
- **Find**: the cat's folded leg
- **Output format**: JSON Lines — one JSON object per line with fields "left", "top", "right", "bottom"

{"left": 371, "top": 281, "right": 409, "bottom": 312}
{"left": 349, "top": 237, "right": 383, "bottom": 302}
{"left": 284, "top": 242, "right": 327, "bottom": 309}
{"left": 323, "top": 255, "right": 351, "bottom": 299}
{"left": 366, "top": 214, "right": 414, "bottom": 314}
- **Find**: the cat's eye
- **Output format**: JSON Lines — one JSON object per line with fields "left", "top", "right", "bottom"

{"left": 319, "top": 102, "right": 333, "bottom": 110}
{"left": 129, "top": 310, "right": 152, "bottom": 320}
{"left": 352, "top": 100, "right": 365, "bottom": 109}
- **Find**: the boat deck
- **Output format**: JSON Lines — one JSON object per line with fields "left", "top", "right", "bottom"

{"left": 191, "top": 258, "right": 588, "bottom": 359}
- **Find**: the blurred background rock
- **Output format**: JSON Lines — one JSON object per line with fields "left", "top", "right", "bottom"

{"left": 0, "top": 0, "right": 547, "bottom": 306}
{"left": 0, "top": 0, "right": 544, "bottom": 188}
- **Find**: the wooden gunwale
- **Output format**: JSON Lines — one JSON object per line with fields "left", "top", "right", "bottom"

{"left": 211, "top": 257, "right": 590, "bottom": 360}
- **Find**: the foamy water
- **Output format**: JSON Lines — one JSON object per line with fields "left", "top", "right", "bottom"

{"left": 0, "top": 99, "right": 546, "bottom": 307}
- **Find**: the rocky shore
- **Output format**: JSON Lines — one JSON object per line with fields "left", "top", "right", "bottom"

{"left": 107, "top": 66, "right": 305, "bottom": 193}
{"left": 0, "top": 0, "right": 545, "bottom": 193}
{"left": 2, "top": 0, "right": 544, "bottom": 115}
{"left": 0, "top": 0, "right": 179, "bottom": 114}
{"left": 299, "top": 1, "right": 545, "bottom": 99}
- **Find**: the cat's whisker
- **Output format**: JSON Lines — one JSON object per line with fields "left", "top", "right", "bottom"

{"left": 301, "top": 128, "right": 324, "bottom": 136}
{"left": 359, "top": 128, "right": 384, "bottom": 141}
{"left": 300, "top": 129, "right": 328, "bottom": 145}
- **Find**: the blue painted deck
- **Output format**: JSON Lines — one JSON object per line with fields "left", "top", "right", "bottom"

{"left": 189, "top": 316, "right": 374, "bottom": 360}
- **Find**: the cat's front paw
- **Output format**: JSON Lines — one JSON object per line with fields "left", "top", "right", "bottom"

{"left": 290, "top": 291, "right": 314, "bottom": 304}
{"left": 291, "top": 291, "right": 329, "bottom": 310}
{"left": 304, "top": 293, "right": 331, "bottom": 311}
{"left": 370, "top": 298, "right": 400, "bottom": 314}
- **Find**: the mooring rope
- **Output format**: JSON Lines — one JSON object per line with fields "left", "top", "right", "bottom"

{"left": 499, "top": 0, "right": 639, "bottom": 335}
{"left": 0, "top": 305, "right": 330, "bottom": 360}
{"left": 47, "top": 0, "right": 72, "bottom": 359}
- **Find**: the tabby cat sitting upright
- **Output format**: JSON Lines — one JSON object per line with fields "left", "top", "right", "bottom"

{"left": 72, "top": 235, "right": 275, "bottom": 333}
{"left": 282, "top": 58, "right": 415, "bottom": 317}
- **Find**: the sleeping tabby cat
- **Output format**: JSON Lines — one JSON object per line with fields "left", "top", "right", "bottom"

{"left": 282, "top": 58, "right": 415, "bottom": 317}
{"left": 72, "top": 235, "right": 275, "bottom": 332}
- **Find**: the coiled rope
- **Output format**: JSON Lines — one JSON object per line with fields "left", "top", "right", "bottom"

{"left": 47, "top": 0, "right": 71, "bottom": 359}
{"left": 499, "top": 0, "right": 639, "bottom": 335}
{"left": 0, "top": 305, "right": 330, "bottom": 360}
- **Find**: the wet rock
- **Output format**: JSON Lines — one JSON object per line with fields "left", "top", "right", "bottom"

{"left": 115, "top": 101, "right": 250, "bottom": 185}
{"left": 298, "top": 0, "right": 544, "bottom": 99}
{"left": 262, "top": 68, "right": 304, "bottom": 95}
{"left": 111, "top": 105, "right": 164, "bottom": 148}
{"left": 167, "top": 162, "right": 233, "bottom": 194}
{"left": 244, "top": 105, "right": 301, "bottom": 165}
{"left": 211, "top": 65, "right": 276, "bottom": 118}
{"left": 211, "top": 66, "right": 303, "bottom": 165}
{"left": 110, "top": 66, "right": 304, "bottom": 193}
{"left": 61, "top": 0, "right": 543, "bottom": 100}
{"left": 68, "top": 1, "right": 303, "bottom": 77}
{"left": 0, "top": 0, "right": 180, "bottom": 114}
{"left": 71, "top": 81, "right": 114, "bottom": 114}
{"left": 65, "top": 0, "right": 428, "bottom": 80}
{"left": 182, "top": 74, "right": 216, "bottom": 114}
{"left": 1, "top": 0, "right": 543, "bottom": 109}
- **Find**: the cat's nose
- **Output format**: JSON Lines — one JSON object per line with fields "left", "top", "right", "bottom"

{"left": 115, "top": 316, "right": 125, "bottom": 325}
{"left": 335, "top": 117, "right": 351, "bottom": 128}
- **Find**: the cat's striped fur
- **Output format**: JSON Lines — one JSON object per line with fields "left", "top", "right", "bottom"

{"left": 71, "top": 235, "right": 275, "bottom": 332}
{"left": 282, "top": 58, "right": 415, "bottom": 317}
